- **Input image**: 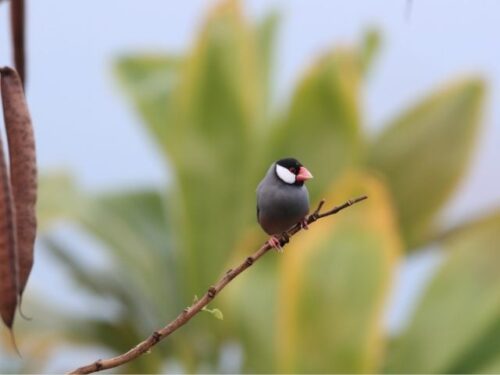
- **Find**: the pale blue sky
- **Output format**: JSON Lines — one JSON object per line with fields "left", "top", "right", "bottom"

{"left": 1, "top": 0, "right": 497, "bottom": 220}
{"left": 0, "top": 0, "right": 499, "bottom": 371}
{"left": 1, "top": 1, "right": 499, "bottom": 214}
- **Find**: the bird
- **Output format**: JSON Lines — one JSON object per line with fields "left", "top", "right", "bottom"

{"left": 256, "top": 157, "right": 313, "bottom": 251}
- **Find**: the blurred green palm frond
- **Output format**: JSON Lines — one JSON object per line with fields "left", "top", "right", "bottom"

{"left": 28, "top": 0, "right": 499, "bottom": 373}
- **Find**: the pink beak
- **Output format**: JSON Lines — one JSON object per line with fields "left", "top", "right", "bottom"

{"left": 296, "top": 166, "right": 313, "bottom": 182}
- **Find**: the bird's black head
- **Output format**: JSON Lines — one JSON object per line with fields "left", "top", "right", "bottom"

{"left": 277, "top": 157, "right": 302, "bottom": 173}
{"left": 275, "top": 157, "right": 313, "bottom": 186}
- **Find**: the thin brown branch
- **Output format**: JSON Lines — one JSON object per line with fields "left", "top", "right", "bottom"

{"left": 10, "top": 0, "right": 26, "bottom": 86}
{"left": 68, "top": 195, "right": 368, "bottom": 374}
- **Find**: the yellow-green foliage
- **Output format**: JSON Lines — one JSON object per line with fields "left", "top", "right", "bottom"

{"left": 30, "top": 1, "right": 499, "bottom": 373}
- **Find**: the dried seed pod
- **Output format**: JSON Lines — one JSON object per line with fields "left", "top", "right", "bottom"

{"left": 1, "top": 67, "right": 36, "bottom": 297}
{"left": 0, "top": 133, "right": 18, "bottom": 328}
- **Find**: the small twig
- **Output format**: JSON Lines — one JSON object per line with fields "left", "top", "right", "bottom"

{"left": 67, "top": 196, "right": 367, "bottom": 374}
{"left": 10, "top": 0, "right": 26, "bottom": 86}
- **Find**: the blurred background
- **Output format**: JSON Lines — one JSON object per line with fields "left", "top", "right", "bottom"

{"left": 1, "top": 0, "right": 500, "bottom": 373}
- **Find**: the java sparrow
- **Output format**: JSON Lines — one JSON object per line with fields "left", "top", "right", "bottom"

{"left": 256, "top": 158, "right": 313, "bottom": 251}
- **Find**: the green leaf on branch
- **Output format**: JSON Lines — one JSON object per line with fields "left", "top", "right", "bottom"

{"left": 194, "top": 295, "right": 224, "bottom": 320}
{"left": 202, "top": 307, "right": 224, "bottom": 321}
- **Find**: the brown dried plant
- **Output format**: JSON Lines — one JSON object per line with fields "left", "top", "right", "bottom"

{"left": 0, "top": 67, "right": 37, "bottom": 346}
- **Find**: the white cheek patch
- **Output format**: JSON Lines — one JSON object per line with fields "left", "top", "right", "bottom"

{"left": 276, "top": 164, "right": 296, "bottom": 184}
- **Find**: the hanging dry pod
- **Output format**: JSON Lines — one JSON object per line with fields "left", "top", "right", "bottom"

{"left": 1, "top": 67, "right": 37, "bottom": 300}
{"left": 0, "top": 123, "right": 18, "bottom": 330}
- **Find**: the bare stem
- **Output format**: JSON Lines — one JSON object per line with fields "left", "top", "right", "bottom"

{"left": 68, "top": 196, "right": 367, "bottom": 374}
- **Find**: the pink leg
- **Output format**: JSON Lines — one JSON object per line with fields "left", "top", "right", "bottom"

{"left": 267, "top": 235, "right": 283, "bottom": 252}
{"left": 300, "top": 217, "right": 309, "bottom": 230}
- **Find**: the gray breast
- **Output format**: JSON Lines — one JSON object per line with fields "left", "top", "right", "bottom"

{"left": 256, "top": 168, "right": 310, "bottom": 235}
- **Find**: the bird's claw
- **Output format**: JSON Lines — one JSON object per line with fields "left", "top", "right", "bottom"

{"left": 300, "top": 218, "right": 309, "bottom": 230}
{"left": 267, "top": 235, "right": 283, "bottom": 253}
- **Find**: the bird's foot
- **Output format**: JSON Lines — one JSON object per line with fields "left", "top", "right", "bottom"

{"left": 300, "top": 218, "right": 309, "bottom": 230}
{"left": 267, "top": 235, "right": 283, "bottom": 253}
